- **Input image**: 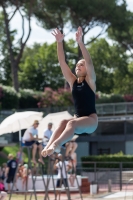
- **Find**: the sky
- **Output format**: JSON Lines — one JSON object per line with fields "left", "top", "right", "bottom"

{"left": 8, "top": 0, "right": 133, "bottom": 46}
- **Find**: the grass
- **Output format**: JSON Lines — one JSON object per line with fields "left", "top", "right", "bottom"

{"left": 0, "top": 144, "right": 30, "bottom": 165}
{"left": 8, "top": 193, "right": 86, "bottom": 200}
{"left": 8, "top": 194, "right": 45, "bottom": 200}
{"left": 0, "top": 144, "right": 49, "bottom": 167}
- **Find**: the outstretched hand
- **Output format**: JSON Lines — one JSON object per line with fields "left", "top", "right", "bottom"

{"left": 51, "top": 28, "right": 65, "bottom": 42}
{"left": 76, "top": 26, "right": 83, "bottom": 43}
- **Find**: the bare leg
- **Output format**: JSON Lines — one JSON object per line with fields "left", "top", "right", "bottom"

{"left": 38, "top": 145, "right": 45, "bottom": 164}
{"left": 69, "top": 174, "right": 75, "bottom": 187}
{"left": 7, "top": 183, "right": 10, "bottom": 193}
{"left": 65, "top": 142, "right": 73, "bottom": 157}
{"left": 32, "top": 144, "right": 37, "bottom": 164}
{"left": 14, "top": 182, "right": 18, "bottom": 190}
{"left": 42, "top": 119, "right": 73, "bottom": 157}
{"left": 46, "top": 119, "right": 73, "bottom": 149}
{"left": 46, "top": 114, "right": 98, "bottom": 156}
{"left": 70, "top": 142, "right": 78, "bottom": 156}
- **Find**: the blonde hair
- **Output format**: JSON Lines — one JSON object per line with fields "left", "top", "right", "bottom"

{"left": 33, "top": 120, "right": 39, "bottom": 125}
{"left": 77, "top": 59, "right": 85, "bottom": 63}
{"left": 8, "top": 153, "right": 14, "bottom": 159}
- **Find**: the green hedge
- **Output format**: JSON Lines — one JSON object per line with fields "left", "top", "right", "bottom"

{"left": 0, "top": 85, "right": 19, "bottom": 109}
{"left": 0, "top": 85, "right": 42, "bottom": 109}
{"left": 96, "top": 93, "right": 125, "bottom": 104}
{"left": 0, "top": 84, "right": 133, "bottom": 109}
{"left": 81, "top": 153, "right": 133, "bottom": 169}
{"left": 19, "top": 89, "right": 41, "bottom": 109}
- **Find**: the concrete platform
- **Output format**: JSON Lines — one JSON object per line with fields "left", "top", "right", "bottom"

{"left": 4, "top": 175, "right": 82, "bottom": 192}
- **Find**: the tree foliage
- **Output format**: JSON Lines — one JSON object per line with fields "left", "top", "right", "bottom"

{"left": 33, "top": 0, "right": 129, "bottom": 59}
{"left": 108, "top": 8, "right": 133, "bottom": 57}
{"left": 19, "top": 38, "right": 132, "bottom": 94}
{"left": 19, "top": 42, "right": 65, "bottom": 90}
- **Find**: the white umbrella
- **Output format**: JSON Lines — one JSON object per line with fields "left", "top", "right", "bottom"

{"left": 0, "top": 111, "right": 43, "bottom": 141}
{"left": 38, "top": 111, "right": 73, "bottom": 138}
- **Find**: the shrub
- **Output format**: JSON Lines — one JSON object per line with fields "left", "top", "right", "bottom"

{"left": 38, "top": 87, "right": 73, "bottom": 108}
{"left": 0, "top": 85, "right": 19, "bottom": 109}
{"left": 124, "top": 95, "right": 133, "bottom": 102}
{"left": 19, "top": 89, "right": 42, "bottom": 109}
{"left": 81, "top": 152, "right": 133, "bottom": 169}
{"left": 0, "top": 85, "right": 42, "bottom": 109}
{"left": 96, "top": 92, "right": 125, "bottom": 104}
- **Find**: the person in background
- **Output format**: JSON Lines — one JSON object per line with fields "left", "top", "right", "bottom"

{"left": 43, "top": 123, "right": 53, "bottom": 147}
{"left": 0, "top": 164, "right": 7, "bottom": 183}
{"left": 16, "top": 164, "right": 23, "bottom": 180}
{"left": 22, "top": 120, "right": 44, "bottom": 165}
{"left": 67, "top": 143, "right": 78, "bottom": 187}
{"left": 5, "top": 154, "right": 18, "bottom": 193}
{"left": 54, "top": 154, "right": 71, "bottom": 200}
{"left": 0, "top": 178, "right": 7, "bottom": 200}
{"left": 22, "top": 164, "right": 30, "bottom": 191}
{"left": 65, "top": 135, "right": 78, "bottom": 160}
{"left": 16, "top": 147, "right": 25, "bottom": 164}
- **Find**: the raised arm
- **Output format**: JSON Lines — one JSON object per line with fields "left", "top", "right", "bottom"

{"left": 52, "top": 29, "right": 76, "bottom": 88}
{"left": 76, "top": 27, "right": 96, "bottom": 89}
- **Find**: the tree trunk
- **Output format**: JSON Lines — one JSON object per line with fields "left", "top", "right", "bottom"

{"left": 2, "top": 3, "right": 19, "bottom": 92}
{"left": 2, "top": 1, "right": 32, "bottom": 92}
{"left": 11, "top": 63, "right": 19, "bottom": 92}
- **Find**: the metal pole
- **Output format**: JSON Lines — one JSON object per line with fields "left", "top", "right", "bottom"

{"left": 94, "top": 162, "right": 97, "bottom": 181}
{"left": 108, "top": 179, "right": 112, "bottom": 193}
{"left": 119, "top": 162, "right": 122, "bottom": 191}
{"left": 27, "top": 147, "right": 38, "bottom": 200}
{"left": 62, "top": 148, "right": 71, "bottom": 200}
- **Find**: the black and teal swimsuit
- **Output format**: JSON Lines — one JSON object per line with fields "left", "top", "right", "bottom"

{"left": 72, "top": 79, "right": 96, "bottom": 117}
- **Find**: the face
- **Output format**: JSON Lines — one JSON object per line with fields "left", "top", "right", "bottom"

{"left": 48, "top": 124, "right": 52, "bottom": 130}
{"left": 75, "top": 60, "right": 87, "bottom": 77}
{"left": 34, "top": 123, "right": 39, "bottom": 128}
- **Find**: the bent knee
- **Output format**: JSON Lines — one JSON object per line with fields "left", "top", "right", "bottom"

{"left": 67, "top": 120, "right": 77, "bottom": 128}
{"left": 59, "top": 119, "right": 70, "bottom": 127}
{"left": 72, "top": 142, "right": 78, "bottom": 148}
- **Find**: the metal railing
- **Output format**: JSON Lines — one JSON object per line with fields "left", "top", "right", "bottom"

{"left": 0, "top": 102, "right": 133, "bottom": 120}
{"left": 96, "top": 102, "right": 133, "bottom": 116}
{"left": 77, "top": 161, "right": 133, "bottom": 192}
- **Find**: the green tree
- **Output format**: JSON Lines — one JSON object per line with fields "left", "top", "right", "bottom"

{"left": 19, "top": 42, "right": 65, "bottom": 90}
{"left": 0, "top": 13, "right": 12, "bottom": 86}
{"left": 33, "top": 0, "right": 130, "bottom": 61}
{"left": 0, "top": 0, "right": 35, "bottom": 91}
{"left": 87, "top": 38, "right": 129, "bottom": 93}
{"left": 33, "top": 0, "right": 68, "bottom": 30}
{"left": 65, "top": 0, "right": 128, "bottom": 59}
{"left": 108, "top": 9, "right": 133, "bottom": 57}
{"left": 113, "top": 61, "right": 133, "bottom": 94}
{"left": 19, "top": 38, "right": 130, "bottom": 94}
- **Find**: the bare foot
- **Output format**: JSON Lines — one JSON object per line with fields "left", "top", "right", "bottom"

{"left": 46, "top": 143, "right": 61, "bottom": 156}
{"left": 41, "top": 148, "right": 48, "bottom": 157}
{"left": 38, "top": 158, "right": 45, "bottom": 165}
{"left": 31, "top": 159, "right": 37, "bottom": 165}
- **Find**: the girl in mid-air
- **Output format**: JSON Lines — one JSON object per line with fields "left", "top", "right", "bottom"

{"left": 41, "top": 26, "right": 98, "bottom": 157}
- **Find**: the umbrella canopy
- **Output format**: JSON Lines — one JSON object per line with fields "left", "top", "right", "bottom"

{"left": 38, "top": 111, "right": 73, "bottom": 138}
{"left": 0, "top": 111, "right": 43, "bottom": 138}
